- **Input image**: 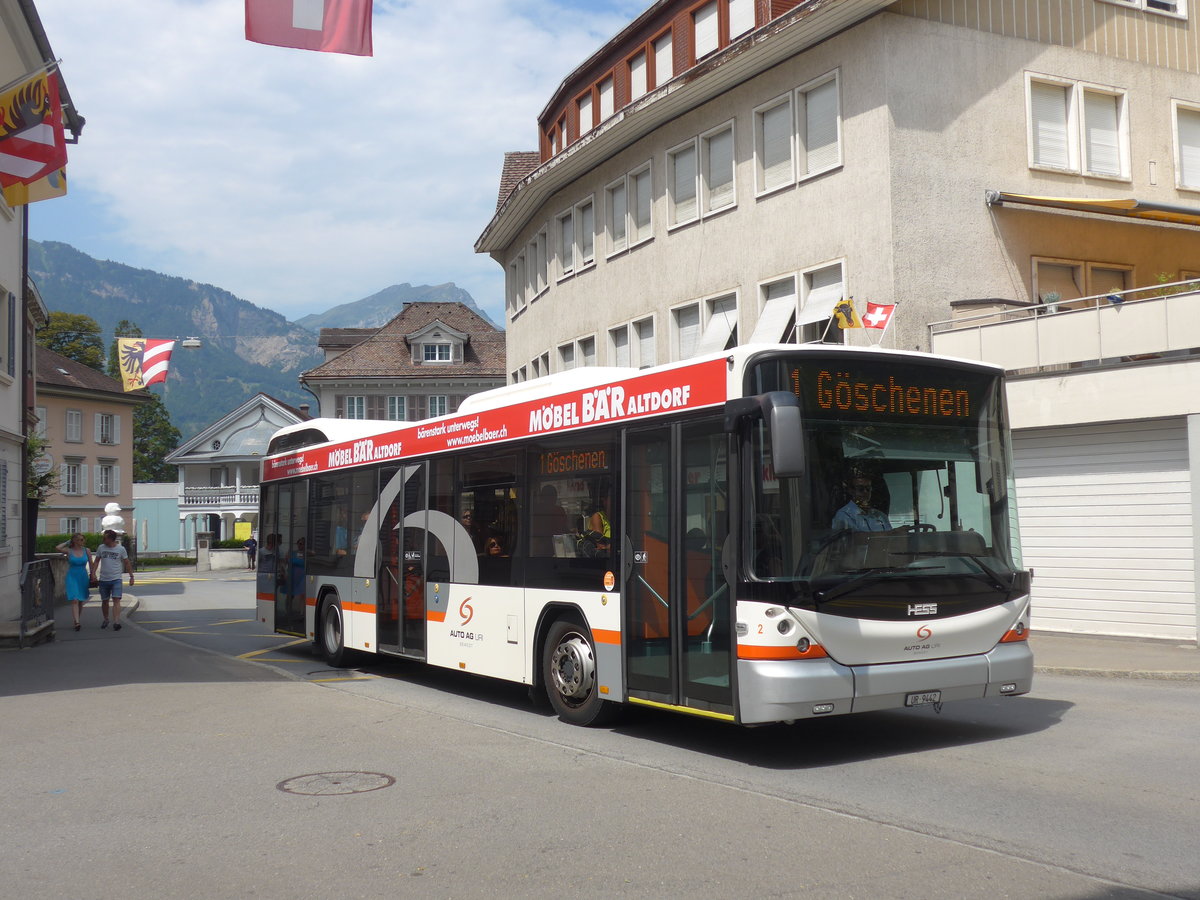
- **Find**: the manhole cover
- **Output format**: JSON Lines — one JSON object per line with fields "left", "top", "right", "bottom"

{"left": 277, "top": 771, "right": 395, "bottom": 796}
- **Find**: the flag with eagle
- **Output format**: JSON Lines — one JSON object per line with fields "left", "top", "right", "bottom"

{"left": 117, "top": 339, "right": 176, "bottom": 392}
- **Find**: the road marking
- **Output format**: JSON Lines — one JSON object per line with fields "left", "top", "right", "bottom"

{"left": 238, "top": 638, "right": 308, "bottom": 660}
{"left": 209, "top": 619, "right": 255, "bottom": 626}
{"left": 311, "top": 676, "right": 375, "bottom": 682}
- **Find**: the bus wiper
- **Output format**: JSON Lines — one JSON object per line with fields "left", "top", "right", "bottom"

{"left": 913, "top": 550, "right": 1014, "bottom": 592}
{"left": 814, "top": 566, "right": 937, "bottom": 605}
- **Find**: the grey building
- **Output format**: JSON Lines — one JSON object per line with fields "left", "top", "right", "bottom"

{"left": 478, "top": 0, "right": 1200, "bottom": 644}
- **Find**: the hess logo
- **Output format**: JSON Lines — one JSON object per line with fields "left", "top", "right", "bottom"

{"left": 459, "top": 597, "right": 474, "bottom": 626}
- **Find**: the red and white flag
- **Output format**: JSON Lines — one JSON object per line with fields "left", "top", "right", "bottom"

{"left": 863, "top": 302, "right": 896, "bottom": 330}
{"left": 118, "top": 339, "right": 176, "bottom": 391}
{"left": 0, "top": 71, "right": 68, "bottom": 207}
{"left": 245, "top": 0, "right": 373, "bottom": 56}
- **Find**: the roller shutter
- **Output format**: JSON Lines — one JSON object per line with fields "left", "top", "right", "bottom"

{"left": 1012, "top": 418, "right": 1195, "bottom": 641}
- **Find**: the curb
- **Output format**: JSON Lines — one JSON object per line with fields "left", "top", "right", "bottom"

{"left": 1034, "top": 665, "right": 1200, "bottom": 682}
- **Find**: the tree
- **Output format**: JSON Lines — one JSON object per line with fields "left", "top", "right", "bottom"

{"left": 109, "top": 321, "right": 182, "bottom": 482}
{"left": 37, "top": 312, "right": 105, "bottom": 371}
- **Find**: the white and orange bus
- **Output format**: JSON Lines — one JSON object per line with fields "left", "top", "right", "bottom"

{"left": 257, "top": 344, "right": 1032, "bottom": 726}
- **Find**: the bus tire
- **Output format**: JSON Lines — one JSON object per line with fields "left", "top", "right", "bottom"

{"left": 320, "top": 597, "right": 352, "bottom": 667}
{"left": 542, "top": 618, "right": 618, "bottom": 726}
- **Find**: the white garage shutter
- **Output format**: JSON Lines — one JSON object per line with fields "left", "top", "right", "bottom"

{"left": 1013, "top": 418, "right": 1195, "bottom": 641}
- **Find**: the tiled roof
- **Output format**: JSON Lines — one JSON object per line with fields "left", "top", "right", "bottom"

{"left": 317, "top": 328, "right": 376, "bottom": 351}
{"left": 36, "top": 347, "right": 138, "bottom": 398}
{"left": 302, "top": 302, "right": 506, "bottom": 380}
{"left": 496, "top": 151, "right": 540, "bottom": 211}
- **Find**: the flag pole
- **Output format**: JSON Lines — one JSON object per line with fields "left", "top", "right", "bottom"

{"left": 876, "top": 306, "right": 896, "bottom": 347}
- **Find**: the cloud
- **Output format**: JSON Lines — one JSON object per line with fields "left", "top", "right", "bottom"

{"left": 31, "top": 0, "right": 633, "bottom": 323}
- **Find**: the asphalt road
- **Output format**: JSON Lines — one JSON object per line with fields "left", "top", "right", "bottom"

{"left": 2, "top": 568, "right": 1196, "bottom": 899}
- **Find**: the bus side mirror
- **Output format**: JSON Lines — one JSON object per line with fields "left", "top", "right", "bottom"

{"left": 724, "top": 391, "right": 805, "bottom": 478}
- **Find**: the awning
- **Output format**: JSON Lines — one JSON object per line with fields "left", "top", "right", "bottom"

{"left": 986, "top": 190, "right": 1200, "bottom": 228}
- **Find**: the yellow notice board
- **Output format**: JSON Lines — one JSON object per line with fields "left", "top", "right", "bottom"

{"left": 234, "top": 521, "right": 252, "bottom": 541}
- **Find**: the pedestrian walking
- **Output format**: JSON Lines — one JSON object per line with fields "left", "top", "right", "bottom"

{"left": 90, "top": 529, "right": 134, "bottom": 631}
{"left": 244, "top": 535, "right": 258, "bottom": 569}
{"left": 55, "top": 533, "right": 93, "bottom": 631}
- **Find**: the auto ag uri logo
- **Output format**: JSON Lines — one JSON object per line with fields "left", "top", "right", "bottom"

{"left": 916, "top": 624, "right": 933, "bottom": 640}
{"left": 459, "top": 597, "right": 474, "bottom": 626}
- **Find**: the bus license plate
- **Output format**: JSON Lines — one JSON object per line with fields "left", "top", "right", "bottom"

{"left": 905, "top": 690, "right": 941, "bottom": 707}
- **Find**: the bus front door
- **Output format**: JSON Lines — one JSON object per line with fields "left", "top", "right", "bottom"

{"left": 377, "top": 464, "right": 427, "bottom": 658}
{"left": 624, "top": 420, "right": 733, "bottom": 718}
{"left": 274, "top": 482, "right": 308, "bottom": 636}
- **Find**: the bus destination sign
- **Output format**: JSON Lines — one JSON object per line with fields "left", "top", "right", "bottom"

{"left": 792, "top": 363, "right": 987, "bottom": 423}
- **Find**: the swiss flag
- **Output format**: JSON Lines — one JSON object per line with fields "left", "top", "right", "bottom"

{"left": 863, "top": 302, "right": 896, "bottom": 330}
{"left": 245, "top": 0, "right": 373, "bottom": 56}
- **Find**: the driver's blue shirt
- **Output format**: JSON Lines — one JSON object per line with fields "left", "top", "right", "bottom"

{"left": 832, "top": 501, "right": 892, "bottom": 532}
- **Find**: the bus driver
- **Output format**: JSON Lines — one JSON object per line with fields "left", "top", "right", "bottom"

{"left": 832, "top": 469, "right": 892, "bottom": 532}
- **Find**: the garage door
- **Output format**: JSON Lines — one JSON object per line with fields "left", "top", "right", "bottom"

{"left": 1013, "top": 418, "right": 1196, "bottom": 641}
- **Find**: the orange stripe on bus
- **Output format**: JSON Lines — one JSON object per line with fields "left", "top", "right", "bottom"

{"left": 256, "top": 593, "right": 275, "bottom": 603}
{"left": 427, "top": 610, "right": 446, "bottom": 623}
{"left": 345, "top": 602, "right": 375, "bottom": 614}
{"left": 592, "top": 629, "right": 621, "bottom": 645}
{"left": 737, "top": 643, "right": 829, "bottom": 660}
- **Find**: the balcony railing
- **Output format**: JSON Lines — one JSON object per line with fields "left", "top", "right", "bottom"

{"left": 929, "top": 279, "right": 1200, "bottom": 372}
{"left": 181, "top": 485, "right": 260, "bottom": 508}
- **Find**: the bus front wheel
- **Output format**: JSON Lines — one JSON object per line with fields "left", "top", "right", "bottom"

{"left": 320, "top": 598, "right": 351, "bottom": 667}
{"left": 542, "top": 618, "right": 618, "bottom": 726}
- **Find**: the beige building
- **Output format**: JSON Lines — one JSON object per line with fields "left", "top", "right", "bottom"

{"left": 478, "top": 0, "right": 1200, "bottom": 644}
{"left": 34, "top": 349, "right": 146, "bottom": 537}
{"left": 2, "top": 0, "right": 83, "bottom": 627}
{"left": 300, "top": 302, "right": 506, "bottom": 420}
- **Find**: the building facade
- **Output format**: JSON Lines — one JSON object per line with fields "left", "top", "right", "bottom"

{"left": 478, "top": 0, "right": 1200, "bottom": 643}
{"left": 300, "top": 302, "right": 506, "bottom": 420}
{"left": 1, "top": 0, "right": 83, "bottom": 625}
{"left": 164, "top": 393, "right": 310, "bottom": 543}
{"left": 34, "top": 348, "right": 145, "bottom": 536}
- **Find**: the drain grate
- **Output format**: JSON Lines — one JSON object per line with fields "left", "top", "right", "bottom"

{"left": 276, "top": 771, "right": 396, "bottom": 796}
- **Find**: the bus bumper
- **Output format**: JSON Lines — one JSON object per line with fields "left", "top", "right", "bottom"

{"left": 735, "top": 641, "right": 1033, "bottom": 725}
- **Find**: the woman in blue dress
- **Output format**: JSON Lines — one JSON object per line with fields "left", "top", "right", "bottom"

{"left": 56, "top": 532, "right": 93, "bottom": 631}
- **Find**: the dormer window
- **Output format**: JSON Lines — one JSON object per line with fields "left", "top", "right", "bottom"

{"left": 424, "top": 342, "right": 452, "bottom": 363}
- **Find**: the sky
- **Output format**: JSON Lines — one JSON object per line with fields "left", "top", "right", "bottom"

{"left": 29, "top": 0, "right": 646, "bottom": 325}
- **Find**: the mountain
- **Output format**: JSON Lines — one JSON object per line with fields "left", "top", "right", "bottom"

{"left": 294, "top": 282, "right": 500, "bottom": 331}
{"left": 28, "top": 240, "right": 322, "bottom": 439}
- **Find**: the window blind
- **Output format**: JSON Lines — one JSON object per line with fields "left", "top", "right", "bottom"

{"left": 804, "top": 79, "right": 839, "bottom": 173}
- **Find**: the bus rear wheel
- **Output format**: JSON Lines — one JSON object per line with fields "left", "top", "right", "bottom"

{"left": 542, "top": 618, "right": 618, "bottom": 726}
{"left": 320, "top": 598, "right": 351, "bottom": 667}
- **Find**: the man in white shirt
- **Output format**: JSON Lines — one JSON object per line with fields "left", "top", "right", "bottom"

{"left": 90, "top": 530, "right": 134, "bottom": 631}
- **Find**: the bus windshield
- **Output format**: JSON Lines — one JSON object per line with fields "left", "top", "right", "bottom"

{"left": 746, "top": 354, "right": 1023, "bottom": 609}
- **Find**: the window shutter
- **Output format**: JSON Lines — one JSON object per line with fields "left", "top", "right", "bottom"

{"left": 751, "top": 279, "right": 798, "bottom": 343}
{"left": 704, "top": 127, "right": 734, "bottom": 210}
{"left": 94, "top": 414, "right": 103, "bottom": 443}
{"left": 630, "top": 52, "right": 647, "bottom": 100}
{"left": 60, "top": 518, "right": 69, "bottom": 534}
{"left": 671, "top": 145, "right": 697, "bottom": 223}
{"left": 654, "top": 33, "right": 673, "bottom": 85}
{"left": 1085, "top": 91, "right": 1121, "bottom": 176}
{"left": 1031, "top": 81, "right": 1070, "bottom": 168}
{"left": 113, "top": 466, "right": 121, "bottom": 496}
{"left": 693, "top": 2, "right": 718, "bottom": 58}
{"left": 79, "top": 464, "right": 88, "bottom": 496}
{"left": 6, "top": 293, "right": 14, "bottom": 377}
{"left": 675, "top": 305, "right": 701, "bottom": 359}
{"left": 612, "top": 327, "right": 630, "bottom": 367}
{"left": 729, "top": 0, "right": 754, "bottom": 39}
{"left": 804, "top": 79, "right": 839, "bottom": 173}
{"left": 1179, "top": 107, "right": 1200, "bottom": 188}
{"left": 113, "top": 415, "right": 121, "bottom": 445}
{"left": 609, "top": 181, "right": 627, "bottom": 249}
{"left": 599, "top": 77, "right": 614, "bottom": 120}
{"left": 760, "top": 100, "right": 793, "bottom": 190}
{"left": 578, "top": 93, "right": 593, "bottom": 134}
{"left": 636, "top": 319, "right": 656, "bottom": 368}
{"left": 696, "top": 296, "right": 738, "bottom": 355}
{"left": 578, "top": 201, "right": 594, "bottom": 263}
{"left": 559, "top": 213, "right": 574, "bottom": 273}
{"left": 632, "top": 169, "right": 652, "bottom": 241}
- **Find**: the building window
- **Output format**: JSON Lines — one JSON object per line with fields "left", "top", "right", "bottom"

{"left": 65, "top": 409, "right": 82, "bottom": 443}
{"left": 575, "top": 197, "right": 595, "bottom": 268}
{"left": 634, "top": 317, "right": 656, "bottom": 368}
{"left": 673, "top": 303, "right": 701, "bottom": 359}
{"left": 387, "top": 396, "right": 406, "bottom": 421}
{"left": 1175, "top": 101, "right": 1200, "bottom": 190}
{"left": 344, "top": 396, "right": 366, "bottom": 419}
{"left": 629, "top": 50, "right": 648, "bottom": 100}
{"left": 557, "top": 209, "right": 574, "bottom": 279}
{"left": 533, "top": 228, "right": 548, "bottom": 296}
{"left": 559, "top": 342, "right": 576, "bottom": 370}
{"left": 539, "top": 351, "right": 550, "bottom": 376}
{"left": 653, "top": 31, "right": 673, "bottom": 86}
{"left": 694, "top": 294, "right": 738, "bottom": 356}
{"left": 799, "top": 263, "right": 845, "bottom": 343}
{"left": 668, "top": 140, "right": 699, "bottom": 226}
{"left": 577, "top": 91, "right": 593, "bottom": 136}
{"left": 1028, "top": 75, "right": 1129, "bottom": 178}
{"left": 751, "top": 277, "right": 798, "bottom": 343}
{"left": 610, "top": 325, "right": 631, "bottom": 367}
{"left": 798, "top": 72, "right": 841, "bottom": 177}
{"left": 61, "top": 460, "right": 83, "bottom": 496}
{"left": 35, "top": 406, "right": 47, "bottom": 437}
{"left": 701, "top": 122, "right": 736, "bottom": 213}
{"left": 96, "top": 462, "right": 119, "bottom": 496}
{"left": 509, "top": 255, "right": 526, "bottom": 313}
{"left": 0, "top": 462, "right": 6, "bottom": 547}
{"left": 755, "top": 95, "right": 794, "bottom": 194}
{"left": 61, "top": 516, "right": 81, "bottom": 535}
{"left": 1099, "top": 0, "right": 1186, "bottom": 16}
{"left": 424, "top": 342, "right": 452, "bottom": 363}
{"left": 598, "top": 76, "right": 614, "bottom": 121}
{"left": 729, "top": 0, "right": 754, "bottom": 38}
{"left": 96, "top": 413, "right": 118, "bottom": 445}
{"left": 1034, "top": 258, "right": 1132, "bottom": 310}
{"left": 606, "top": 177, "right": 628, "bottom": 255}
{"left": 578, "top": 335, "right": 596, "bottom": 367}
{"left": 2, "top": 291, "right": 14, "bottom": 379}
{"left": 429, "top": 396, "right": 449, "bottom": 417}
{"left": 693, "top": 1, "right": 718, "bottom": 59}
